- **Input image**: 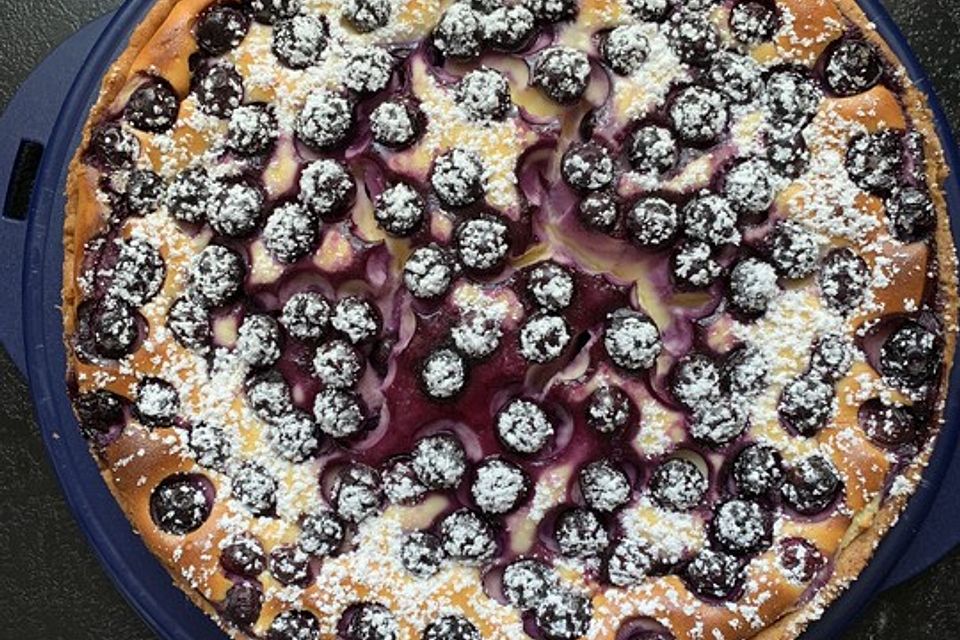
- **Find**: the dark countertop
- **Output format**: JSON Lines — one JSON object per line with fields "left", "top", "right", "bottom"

{"left": 0, "top": 1, "right": 957, "bottom": 638}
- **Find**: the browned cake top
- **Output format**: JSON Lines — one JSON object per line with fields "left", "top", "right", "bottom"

{"left": 62, "top": 0, "right": 958, "bottom": 639}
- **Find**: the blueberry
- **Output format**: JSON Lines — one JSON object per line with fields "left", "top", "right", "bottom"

{"left": 189, "top": 421, "right": 233, "bottom": 470}
{"left": 481, "top": 5, "right": 536, "bottom": 51}
{"left": 534, "top": 588, "right": 593, "bottom": 640}
{"left": 532, "top": 46, "right": 592, "bottom": 104}
{"left": 299, "top": 158, "right": 356, "bottom": 220}
{"left": 603, "top": 308, "right": 662, "bottom": 371}
{"left": 525, "top": 261, "right": 575, "bottom": 311}
{"left": 247, "top": 370, "right": 294, "bottom": 419}
{"left": 778, "top": 374, "right": 834, "bottom": 436}
{"left": 768, "top": 221, "right": 819, "bottom": 279}
{"left": 344, "top": 603, "right": 399, "bottom": 640}
{"left": 167, "top": 167, "right": 213, "bottom": 224}
{"left": 208, "top": 180, "right": 265, "bottom": 237}
{"left": 135, "top": 377, "right": 179, "bottom": 428}
{"left": 880, "top": 321, "right": 941, "bottom": 390}
{"left": 824, "top": 39, "right": 882, "bottom": 97}
{"left": 586, "top": 385, "right": 632, "bottom": 434}
{"left": 711, "top": 499, "right": 772, "bottom": 555}
{"left": 766, "top": 129, "right": 810, "bottom": 178}
{"left": 264, "top": 203, "right": 317, "bottom": 263}
{"left": 374, "top": 182, "right": 426, "bottom": 237}
{"left": 423, "top": 616, "right": 480, "bottom": 640}
{"left": 626, "top": 197, "right": 679, "bottom": 248}
{"left": 232, "top": 462, "right": 277, "bottom": 516}
{"left": 519, "top": 314, "right": 572, "bottom": 364}
{"left": 343, "top": 0, "right": 391, "bottom": 32}
{"left": 471, "top": 458, "right": 529, "bottom": 514}
{"left": 314, "top": 388, "right": 366, "bottom": 438}
{"left": 684, "top": 548, "right": 742, "bottom": 599}
{"left": 671, "top": 353, "right": 721, "bottom": 410}
{"left": 299, "top": 510, "right": 346, "bottom": 557}
{"left": 627, "top": 125, "right": 677, "bottom": 175}
{"left": 270, "top": 545, "right": 311, "bottom": 586}
{"left": 886, "top": 187, "right": 935, "bottom": 242}
{"left": 193, "top": 62, "right": 243, "bottom": 117}
{"left": 578, "top": 191, "right": 619, "bottom": 233}
{"left": 266, "top": 610, "right": 320, "bottom": 640}
{"left": 439, "top": 509, "right": 498, "bottom": 564}
{"left": 74, "top": 389, "right": 125, "bottom": 438}
{"left": 452, "top": 307, "right": 504, "bottom": 360}
{"left": 456, "top": 214, "right": 510, "bottom": 273}
{"left": 720, "top": 345, "right": 769, "bottom": 397}
{"left": 525, "top": 0, "right": 578, "bottom": 23}
{"left": 846, "top": 130, "right": 904, "bottom": 194}
{"left": 818, "top": 247, "right": 869, "bottom": 312}
{"left": 690, "top": 400, "right": 748, "bottom": 447}
{"left": 650, "top": 458, "right": 706, "bottom": 511}
{"left": 766, "top": 70, "right": 821, "bottom": 128}
{"left": 732, "top": 443, "right": 783, "bottom": 498}
{"left": 422, "top": 347, "right": 467, "bottom": 400}
{"left": 859, "top": 398, "right": 921, "bottom": 447}
{"left": 779, "top": 537, "right": 826, "bottom": 583}
{"left": 400, "top": 531, "right": 445, "bottom": 577}
{"left": 222, "top": 581, "right": 262, "bottom": 627}
{"left": 729, "top": 257, "right": 780, "bottom": 316}
{"left": 669, "top": 86, "right": 729, "bottom": 146}
{"left": 220, "top": 535, "right": 267, "bottom": 577}
{"left": 555, "top": 507, "right": 609, "bottom": 558}
{"left": 343, "top": 46, "right": 395, "bottom": 95}
{"left": 250, "top": 0, "right": 301, "bottom": 24}
{"left": 562, "top": 141, "right": 615, "bottom": 192}
{"left": 107, "top": 168, "right": 164, "bottom": 216}
{"left": 602, "top": 24, "right": 649, "bottom": 75}
{"left": 370, "top": 98, "right": 424, "bottom": 148}
{"left": 109, "top": 238, "right": 166, "bottom": 307}
{"left": 150, "top": 474, "right": 213, "bottom": 534}
{"left": 729, "top": 1, "right": 779, "bottom": 44}
{"left": 332, "top": 296, "right": 381, "bottom": 344}
{"left": 810, "top": 333, "right": 855, "bottom": 382}
{"left": 606, "top": 537, "right": 652, "bottom": 587}
{"left": 667, "top": 13, "right": 720, "bottom": 66}
{"left": 92, "top": 296, "right": 139, "bottom": 359}
{"left": 412, "top": 434, "right": 467, "bottom": 489}
{"left": 432, "top": 147, "right": 485, "bottom": 208}
{"left": 227, "top": 103, "right": 278, "bottom": 156}
{"left": 404, "top": 245, "right": 457, "bottom": 300}
{"left": 434, "top": 3, "right": 483, "bottom": 59}
{"left": 671, "top": 240, "right": 722, "bottom": 289}
{"left": 273, "top": 14, "right": 329, "bottom": 69}
{"left": 313, "top": 339, "right": 363, "bottom": 389}
{"left": 188, "top": 244, "right": 245, "bottom": 308}
{"left": 503, "top": 558, "right": 555, "bottom": 610}
{"left": 282, "top": 292, "right": 331, "bottom": 342}
{"left": 457, "top": 67, "right": 512, "bottom": 121}
{"left": 237, "top": 314, "right": 282, "bottom": 368}
{"left": 780, "top": 455, "right": 842, "bottom": 515}
{"left": 125, "top": 77, "right": 179, "bottom": 133}
{"left": 196, "top": 5, "right": 250, "bottom": 56}
{"left": 87, "top": 123, "right": 140, "bottom": 170}
{"left": 682, "top": 194, "right": 740, "bottom": 247}
{"left": 296, "top": 89, "right": 354, "bottom": 151}
{"left": 706, "top": 52, "right": 763, "bottom": 104}
{"left": 496, "top": 398, "right": 554, "bottom": 454}
{"left": 267, "top": 409, "right": 319, "bottom": 462}
{"left": 723, "top": 158, "right": 775, "bottom": 217}
{"left": 624, "top": 0, "right": 669, "bottom": 21}
{"left": 579, "top": 460, "right": 631, "bottom": 512}
{"left": 383, "top": 457, "right": 429, "bottom": 505}
{"left": 332, "top": 464, "right": 383, "bottom": 523}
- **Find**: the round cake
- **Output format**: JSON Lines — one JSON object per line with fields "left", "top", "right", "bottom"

{"left": 62, "top": 0, "right": 958, "bottom": 638}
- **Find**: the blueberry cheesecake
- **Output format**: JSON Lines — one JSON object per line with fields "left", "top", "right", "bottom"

{"left": 64, "top": 0, "right": 957, "bottom": 638}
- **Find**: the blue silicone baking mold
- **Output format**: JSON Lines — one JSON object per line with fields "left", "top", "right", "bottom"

{"left": 0, "top": 1, "right": 957, "bottom": 639}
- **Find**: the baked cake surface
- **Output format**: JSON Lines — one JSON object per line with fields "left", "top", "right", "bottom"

{"left": 62, "top": 0, "right": 958, "bottom": 638}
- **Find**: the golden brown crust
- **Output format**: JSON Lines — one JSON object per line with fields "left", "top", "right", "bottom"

{"left": 61, "top": 1, "right": 959, "bottom": 639}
